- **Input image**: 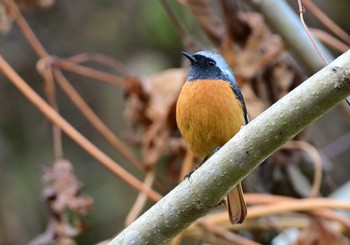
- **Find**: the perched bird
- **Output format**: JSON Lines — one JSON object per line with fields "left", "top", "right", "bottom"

{"left": 176, "top": 50, "right": 248, "bottom": 224}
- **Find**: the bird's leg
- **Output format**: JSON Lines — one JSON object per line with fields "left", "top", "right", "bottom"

{"left": 184, "top": 155, "right": 209, "bottom": 179}
{"left": 184, "top": 146, "right": 226, "bottom": 207}
{"left": 184, "top": 147, "right": 221, "bottom": 179}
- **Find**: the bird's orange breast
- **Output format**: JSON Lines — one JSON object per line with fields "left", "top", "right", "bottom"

{"left": 176, "top": 79, "right": 245, "bottom": 159}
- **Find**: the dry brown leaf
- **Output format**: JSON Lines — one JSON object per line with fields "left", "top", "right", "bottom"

{"left": 42, "top": 159, "right": 92, "bottom": 215}
{"left": 233, "top": 13, "right": 284, "bottom": 81}
{"left": 123, "top": 76, "right": 151, "bottom": 128}
{"left": 141, "top": 69, "right": 185, "bottom": 121}
{"left": 124, "top": 68, "right": 187, "bottom": 168}
{"left": 29, "top": 159, "right": 93, "bottom": 245}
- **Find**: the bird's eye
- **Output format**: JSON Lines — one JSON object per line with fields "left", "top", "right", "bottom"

{"left": 208, "top": 60, "right": 216, "bottom": 66}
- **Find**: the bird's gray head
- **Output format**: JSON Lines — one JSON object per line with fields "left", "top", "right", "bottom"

{"left": 182, "top": 50, "right": 236, "bottom": 84}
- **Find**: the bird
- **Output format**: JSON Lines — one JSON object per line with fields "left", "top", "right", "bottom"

{"left": 176, "top": 50, "right": 248, "bottom": 224}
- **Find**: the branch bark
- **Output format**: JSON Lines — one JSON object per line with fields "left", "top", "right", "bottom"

{"left": 110, "top": 50, "right": 350, "bottom": 244}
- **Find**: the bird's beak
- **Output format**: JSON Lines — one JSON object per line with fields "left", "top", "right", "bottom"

{"left": 181, "top": 51, "right": 197, "bottom": 64}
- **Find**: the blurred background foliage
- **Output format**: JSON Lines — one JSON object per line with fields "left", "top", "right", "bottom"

{"left": 0, "top": 0, "right": 350, "bottom": 244}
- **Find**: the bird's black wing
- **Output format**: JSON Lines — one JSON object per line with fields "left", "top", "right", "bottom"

{"left": 231, "top": 84, "right": 249, "bottom": 125}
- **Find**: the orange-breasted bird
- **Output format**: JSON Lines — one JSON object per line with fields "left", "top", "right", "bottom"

{"left": 176, "top": 50, "right": 248, "bottom": 224}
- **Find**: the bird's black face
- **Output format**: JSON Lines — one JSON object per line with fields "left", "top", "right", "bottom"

{"left": 182, "top": 52, "right": 232, "bottom": 83}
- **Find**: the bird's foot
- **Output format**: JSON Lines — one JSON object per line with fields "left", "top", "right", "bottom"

{"left": 184, "top": 155, "right": 209, "bottom": 180}
{"left": 217, "top": 199, "right": 226, "bottom": 206}
{"left": 214, "top": 146, "right": 221, "bottom": 154}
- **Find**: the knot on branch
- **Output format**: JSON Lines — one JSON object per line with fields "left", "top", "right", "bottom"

{"left": 331, "top": 66, "right": 350, "bottom": 90}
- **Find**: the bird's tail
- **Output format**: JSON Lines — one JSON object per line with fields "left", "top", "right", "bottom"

{"left": 227, "top": 182, "right": 247, "bottom": 224}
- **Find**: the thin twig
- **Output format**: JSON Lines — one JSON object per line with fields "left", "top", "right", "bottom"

{"left": 204, "top": 194, "right": 350, "bottom": 230}
{"left": 303, "top": 0, "right": 350, "bottom": 45}
{"left": 58, "top": 59, "right": 125, "bottom": 88}
{"left": 187, "top": 208, "right": 350, "bottom": 233}
{"left": 297, "top": 0, "right": 329, "bottom": 64}
{"left": 245, "top": 194, "right": 350, "bottom": 230}
{"left": 52, "top": 68, "right": 145, "bottom": 172}
{"left": 37, "top": 58, "right": 63, "bottom": 158}
{"left": 296, "top": 1, "right": 350, "bottom": 106}
{"left": 248, "top": 198, "right": 350, "bottom": 218}
{"left": 66, "top": 53, "right": 130, "bottom": 76}
{"left": 5, "top": 0, "right": 48, "bottom": 58}
{"left": 0, "top": 55, "right": 162, "bottom": 202}
{"left": 312, "top": 28, "right": 350, "bottom": 53}
{"left": 6, "top": 0, "right": 65, "bottom": 158}
{"left": 312, "top": 209, "right": 350, "bottom": 231}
